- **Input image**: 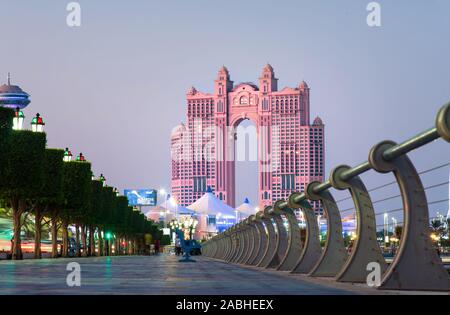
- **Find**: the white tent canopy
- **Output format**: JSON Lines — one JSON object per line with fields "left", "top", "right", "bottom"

{"left": 187, "top": 189, "right": 235, "bottom": 219}
{"left": 235, "top": 198, "right": 256, "bottom": 218}
{"left": 166, "top": 203, "right": 195, "bottom": 216}
{"left": 145, "top": 205, "right": 167, "bottom": 221}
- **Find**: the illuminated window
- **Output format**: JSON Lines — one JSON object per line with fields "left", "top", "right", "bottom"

{"left": 239, "top": 96, "right": 248, "bottom": 105}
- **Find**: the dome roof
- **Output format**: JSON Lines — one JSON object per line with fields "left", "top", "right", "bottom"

{"left": 0, "top": 84, "right": 28, "bottom": 94}
{"left": 0, "top": 74, "right": 30, "bottom": 110}
{"left": 313, "top": 116, "right": 323, "bottom": 125}
{"left": 263, "top": 63, "right": 274, "bottom": 72}
{"left": 219, "top": 65, "right": 229, "bottom": 74}
{"left": 187, "top": 86, "right": 197, "bottom": 95}
{"left": 171, "top": 122, "right": 186, "bottom": 136}
{"left": 233, "top": 82, "right": 259, "bottom": 91}
{"left": 299, "top": 80, "right": 308, "bottom": 89}
{"left": 235, "top": 198, "right": 256, "bottom": 218}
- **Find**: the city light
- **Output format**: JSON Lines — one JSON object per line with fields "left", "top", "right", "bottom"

{"left": 169, "top": 195, "right": 177, "bottom": 207}
{"left": 99, "top": 173, "right": 106, "bottom": 186}
{"left": 12, "top": 107, "right": 24, "bottom": 131}
{"left": 170, "top": 217, "right": 198, "bottom": 240}
{"left": 63, "top": 148, "right": 73, "bottom": 162}
{"left": 76, "top": 152, "right": 86, "bottom": 162}
{"left": 430, "top": 233, "right": 439, "bottom": 242}
{"left": 30, "top": 113, "right": 45, "bottom": 133}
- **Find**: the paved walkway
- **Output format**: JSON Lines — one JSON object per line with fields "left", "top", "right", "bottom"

{"left": 0, "top": 254, "right": 361, "bottom": 295}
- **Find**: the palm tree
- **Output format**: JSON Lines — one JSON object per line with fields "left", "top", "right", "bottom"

{"left": 430, "top": 219, "right": 446, "bottom": 245}
{"left": 446, "top": 217, "right": 450, "bottom": 236}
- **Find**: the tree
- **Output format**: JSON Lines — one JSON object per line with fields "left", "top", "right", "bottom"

{"left": 113, "top": 196, "right": 129, "bottom": 255}
{"left": 99, "top": 186, "right": 114, "bottom": 256}
{"left": 60, "top": 161, "right": 92, "bottom": 257}
{"left": 394, "top": 226, "right": 403, "bottom": 240}
{"left": 88, "top": 179, "right": 103, "bottom": 256}
{"left": 0, "top": 107, "right": 14, "bottom": 183}
{"left": 0, "top": 130, "right": 46, "bottom": 260}
{"left": 34, "top": 148, "right": 64, "bottom": 258}
{"left": 430, "top": 219, "right": 446, "bottom": 241}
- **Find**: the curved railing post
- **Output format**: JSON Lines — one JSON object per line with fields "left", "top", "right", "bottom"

{"left": 226, "top": 226, "right": 238, "bottom": 262}
{"left": 214, "top": 235, "right": 222, "bottom": 259}
{"left": 244, "top": 215, "right": 261, "bottom": 265}
{"left": 236, "top": 221, "right": 250, "bottom": 264}
{"left": 367, "top": 105, "right": 450, "bottom": 291}
{"left": 288, "top": 195, "right": 322, "bottom": 274}
{"left": 329, "top": 165, "right": 388, "bottom": 282}
{"left": 266, "top": 207, "right": 289, "bottom": 269}
{"left": 305, "top": 181, "right": 348, "bottom": 277}
{"left": 223, "top": 230, "right": 233, "bottom": 261}
{"left": 249, "top": 212, "right": 269, "bottom": 266}
{"left": 239, "top": 218, "right": 255, "bottom": 264}
{"left": 230, "top": 222, "right": 244, "bottom": 263}
{"left": 274, "top": 200, "right": 304, "bottom": 271}
{"left": 257, "top": 207, "right": 279, "bottom": 268}
{"left": 235, "top": 222, "right": 247, "bottom": 263}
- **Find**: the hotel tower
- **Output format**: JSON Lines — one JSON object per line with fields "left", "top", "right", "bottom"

{"left": 170, "top": 65, "right": 324, "bottom": 214}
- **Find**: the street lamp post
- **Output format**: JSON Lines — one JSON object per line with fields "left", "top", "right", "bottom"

{"left": 383, "top": 213, "right": 389, "bottom": 244}
{"left": 63, "top": 148, "right": 73, "bottom": 162}
{"left": 12, "top": 107, "right": 24, "bottom": 131}
{"left": 30, "top": 113, "right": 45, "bottom": 132}
{"left": 76, "top": 152, "right": 86, "bottom": 162}
{"left": 99, "top": 174, "right": 106, "bottom": 186}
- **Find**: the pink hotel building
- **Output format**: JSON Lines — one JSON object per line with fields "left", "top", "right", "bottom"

{"left": 170, "top": 65, "right": 324, "bottom": 214}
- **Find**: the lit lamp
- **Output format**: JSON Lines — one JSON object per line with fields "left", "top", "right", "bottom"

{"left": 63, "top": 147, "right": 73, "bottom": 162}
{"left": 12, "top": 107, "right": 24, "bottom": 130}
{"left": 430, "top": 233, "right": 439, "bottom": 242}
{"left": 30, "top": 113, "right": 45, "bottom": 132}
{"left": 99, "top": 173, "right": 106, "bottom": 186}
{"left": 76, "top": 152, "right": 86, "bottom": 162}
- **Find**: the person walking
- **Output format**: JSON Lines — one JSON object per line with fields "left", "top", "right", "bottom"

{"left": 175, "top": 237, "right": 181, "bottom": 256}
{"left": 154, "top": 239, "right": 160, "bottom": 255}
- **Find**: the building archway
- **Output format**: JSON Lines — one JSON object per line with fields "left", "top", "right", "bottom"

{"left": 171, "top": 65, "right": 324, "bottom": 213}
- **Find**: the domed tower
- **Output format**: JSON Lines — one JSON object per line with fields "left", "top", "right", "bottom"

{"left": 214, "top": 66, "right": 233, "bottom": 116}
{"left": 313, "top": 116, "right": 323, "bottom": 126}
{"left": 171, "top": 122, "right": 187, "bottom": 181}
{"left": 259, "top": 63, "right": 278, "bottom": 93}
{"left": 187, "top": 86, "right": 197, "bottom": 96}
{"left": 0, "top": 73, "right": 30, "bottom": 110}
{"left": 299, "top": 80, "right": 310, "bottom": 125}
{"left": 214, "top": 65, "right": 233, "bottom": 96}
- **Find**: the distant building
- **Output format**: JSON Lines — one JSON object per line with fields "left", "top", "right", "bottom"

{"left": 171, "top": 65, "right": 324, "bottom": 214}
{"left": 447, "top": 168, "right": 450, "bottom": 219}
{"left": 0, "top": 73, "right": 30, "bottom": 110}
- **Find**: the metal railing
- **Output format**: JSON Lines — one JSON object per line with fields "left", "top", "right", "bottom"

{"left": 202, "top": 102, "right": 450, "bottom": 292}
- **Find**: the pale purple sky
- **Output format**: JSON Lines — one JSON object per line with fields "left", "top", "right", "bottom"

{"left": 1, "top": 0, "right": 449, "bottom": 224}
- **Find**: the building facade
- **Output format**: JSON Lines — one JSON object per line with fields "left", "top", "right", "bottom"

{"left": 171, "top": 65, "right": 324, "bottom": 213}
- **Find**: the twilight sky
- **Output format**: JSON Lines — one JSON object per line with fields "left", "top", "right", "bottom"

{"left": 1, "top": 0, "right": 449, "bottom": 224}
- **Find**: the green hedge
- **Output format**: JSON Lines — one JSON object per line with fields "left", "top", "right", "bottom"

{"left": 61, "top": 161, "right": 92, "bottom": 222}
{"left": 40, "top": 149, "right": 65, "bottom": 204}
{"left": 0, "top": 107, "right": 14, "bottom": 186}
{"left": 0, "top": 107, "right": 14, "bottom": 133}
{"left": 100, "top": 186, "right": 114, "bottom": 229}
{"left": 89, "top": 180, "right": 104, "bottom": 226}
{"left": 0, "top": 130, "right": 46, "bottom": 199}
